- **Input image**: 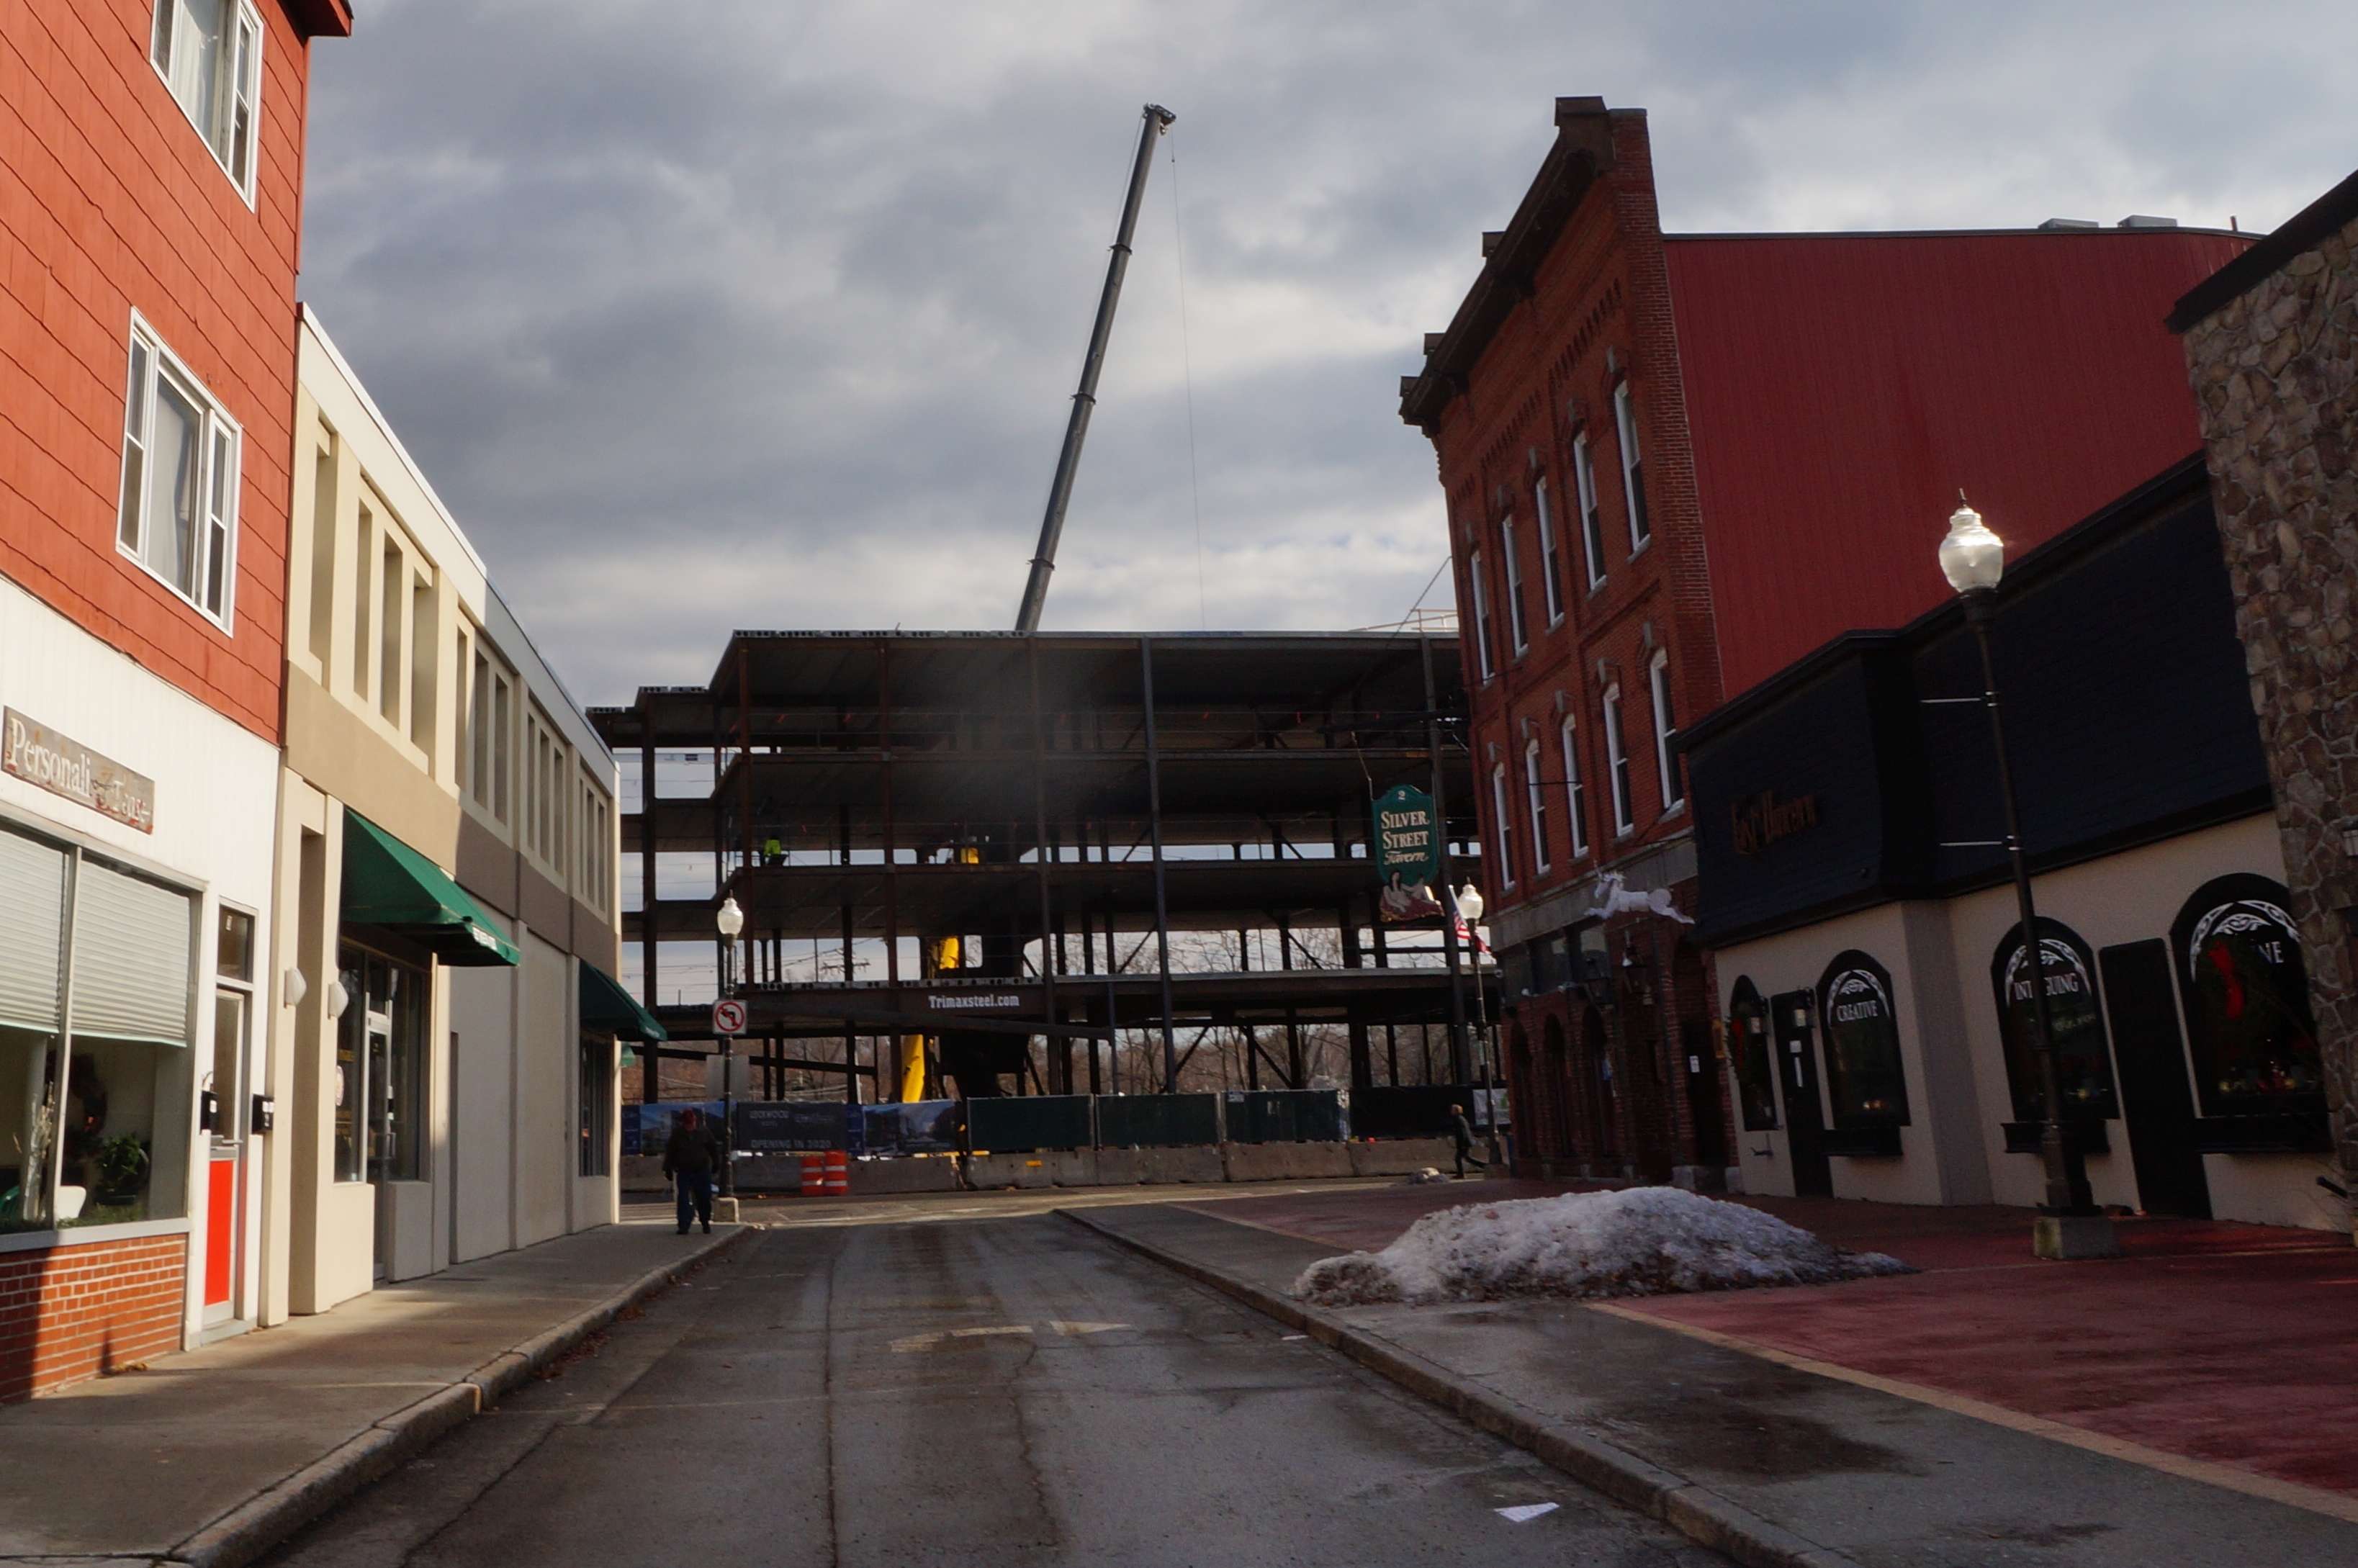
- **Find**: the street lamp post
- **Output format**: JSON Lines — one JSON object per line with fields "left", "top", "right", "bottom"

{"left": 716, "top": 894, "right": 745, "bottom": 1201}
{"left": 1939, "top": 499, "right": 2118, "bottom": 1261}
{"left": 1454, "top": 881, "right": 1505, "bottom": 1171}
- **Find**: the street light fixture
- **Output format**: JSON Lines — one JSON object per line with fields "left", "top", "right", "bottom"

{"left": 1940, "top": 497, "right": 2118, "bottom": 1261}
{"left": 1453, "top": 881, "right": 1504, "bottom": 1171}
{"left": 715, "top": 894, "right": 745, "bottom": 1199}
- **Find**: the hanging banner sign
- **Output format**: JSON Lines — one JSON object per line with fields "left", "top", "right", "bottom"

{"left": 1373, "top": 784, "right": 1441, "bottom": 922}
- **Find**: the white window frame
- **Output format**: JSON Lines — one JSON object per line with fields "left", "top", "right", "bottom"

{"left": 1615, "top": 381, "right": 1650, "bottom": 551}
{"left": 1560, "top": 714, "right": 1589, "bottom": 859}
{"left": 1524, "top": 737, "right": 1549, "bottom": 875}
{"left": 117, "top": 312, "right": 240, "bottom": 632}
{"left": 1534, "top": 477, "right": 1564, "bottom": 624}
{"left": 1650, "top": 649, "right": 1684, "bottom": 815}
{"left": 150, "top": 0, "right": 265, "bottom": 207}
{"left": 1500, "top": 515, "right": 1527, "bottom": 654}
{"left": 1603, "top": 683, "right": 1634, "bottom": 837}
{"left": 1573, "top": 433, "right": 1606, "bottom": 589}
{"left": 1490, "top": 762, "right": 1516, "bottom": 888}
{"left": 1467, "top": 548, "right": 1495, "bottom": 682}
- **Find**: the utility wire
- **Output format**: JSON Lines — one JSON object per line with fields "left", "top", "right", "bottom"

{"left": 1169, "top": 137, "right": 1208, "bottom": 630}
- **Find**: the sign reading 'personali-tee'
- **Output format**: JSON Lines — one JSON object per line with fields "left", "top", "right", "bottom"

{"left": 2, "top": 708, "right": 154, "bottom": 833}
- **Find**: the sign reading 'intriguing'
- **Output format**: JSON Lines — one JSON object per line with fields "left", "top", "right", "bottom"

{"left": 3, "top": 708, "right": 154, "bottom": 833}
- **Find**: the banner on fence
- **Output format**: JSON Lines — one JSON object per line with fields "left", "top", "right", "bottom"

{"left": 734, "top": 1100, "right": 854, "bottom": 1153}
{"left": 863, "top": 1099, "right": 963, "bottom": 1155}
{"left": 622, "top": 1101, "right": 726, "bottom": 1156}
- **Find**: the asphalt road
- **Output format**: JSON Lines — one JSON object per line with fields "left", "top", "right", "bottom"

{"left": 263, "top": 1211, "right": 1722, "bottom": 1568}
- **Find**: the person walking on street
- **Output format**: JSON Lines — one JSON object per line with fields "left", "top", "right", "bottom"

{"left": 663, "top": 1107, "right": 721, "bottom": 1234}
{"left": 1450, "top": 1103, "right": 1487, "bottom": 1179}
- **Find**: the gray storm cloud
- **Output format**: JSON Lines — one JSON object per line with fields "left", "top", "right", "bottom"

{"left": 299, "top": 0, "right": 2358, "bottom": 704}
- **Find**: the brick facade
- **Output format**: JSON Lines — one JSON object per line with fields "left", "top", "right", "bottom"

{"left": 2175, "top": 180, "right": 2358, "bottom": 1189}
{"left": 1407, "top": 102, "right": 1732, "bottom": 1181}
{"left": 0, "top": 1235, "right": 187, "bottom": 1402}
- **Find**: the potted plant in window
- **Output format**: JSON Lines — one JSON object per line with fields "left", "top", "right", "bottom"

{"left": 93, "top": 1135, "right": 150, "bottom": 1207}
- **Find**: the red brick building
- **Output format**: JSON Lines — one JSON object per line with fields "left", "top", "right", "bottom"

{"left": 1, "top": 0, "right": 349, "bottom": 1401}
{"left": 1401, "top": 96, "right": 2248, "bottom": 1184}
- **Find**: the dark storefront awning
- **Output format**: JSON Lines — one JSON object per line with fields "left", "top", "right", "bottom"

{"left": 341, "top": 812, "right": 521, "bottom": 967}
{"left": 580, "top": 960, "right": 667, "bottom": 1041}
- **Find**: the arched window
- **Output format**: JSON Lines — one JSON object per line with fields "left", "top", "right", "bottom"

{"left": 1501, "top": 513, "right": 1528, "bottom": 654}
{"left": 1728, "top": 978, "right": 1777, "bottom": 1130}
{"left": 2169, "top": 874, "right": 2323, "bottom": 1117}
{"left": 1524, "top": 737, "right": 1549, "bottom": 875}
{"left": 1987, "top": 918, "right": 2116, "bottom": 1123}
{"left": 1559, "top": 715, "right": 1588, "bottom": 858}
{"left": 1603, "top": 684, "right": 1632, "bottom": 835}
{"left": 1467, "top": 546, "right": 1493, "bottom": 682}
{"left": 1534, "top": 477, "right": 1564, "bottom": 623}
{"left": 1490, "top": 762, "right": 1514, "bottom": 887}
{"left": 1816, "top": 950, "right": 1910, "bottom": 1127}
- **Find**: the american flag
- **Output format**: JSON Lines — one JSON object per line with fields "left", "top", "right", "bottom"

{"left": 1446, "top": 888, "right": 1491, "bottom": 956}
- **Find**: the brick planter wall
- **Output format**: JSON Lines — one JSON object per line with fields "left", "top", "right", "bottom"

{"left": 0, "top": 1234, "right": 186, "bottom": 1403}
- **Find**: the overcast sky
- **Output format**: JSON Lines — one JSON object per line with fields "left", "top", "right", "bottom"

{"left": 298, "top": 1, "right": 2358, "bottom": 708}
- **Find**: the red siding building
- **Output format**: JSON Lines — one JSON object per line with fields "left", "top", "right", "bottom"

{"left": 1, "top": 0, "right": 349, "bottom": 1402}
{"left": 1401, "top": 96, "right": 2249, "bottom": 1184}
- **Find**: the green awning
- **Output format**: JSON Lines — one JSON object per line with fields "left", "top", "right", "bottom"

{"left": 580, "top": 959, "right": 667, "bottom": 1042}
{"left": 341, "top": 811, "right": 521, "bottom": 968}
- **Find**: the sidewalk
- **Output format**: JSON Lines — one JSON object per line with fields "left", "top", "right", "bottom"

{"left": 0, "top": 1215, "right": 751, "bottom": 1567}
{"left": 1065, "top": 1187, "right": 2358, "bottom": 1568}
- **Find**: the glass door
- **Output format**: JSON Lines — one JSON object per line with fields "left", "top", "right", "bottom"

{"left": 203, "top": 989, "right": 246, "bottom": 1321}
{"left": 204, "top": 909, "right": 256, "bottom": 1326}
{"left": 346, "top": 947, "right": 426, "bottom": 1282}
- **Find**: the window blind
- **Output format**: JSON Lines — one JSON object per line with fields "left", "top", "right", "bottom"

{"left": 0, "top": 827, "right": 66, "bottom": 1035}
{"left": 71, "top": 858, "right": 194, "bottom": 1047}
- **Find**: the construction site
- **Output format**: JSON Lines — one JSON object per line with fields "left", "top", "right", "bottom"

{"left": 593, "top": 628, "right": 1498, "bottom": 1121}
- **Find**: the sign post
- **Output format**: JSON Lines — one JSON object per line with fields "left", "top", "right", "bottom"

{"left": 711, "top": 999, "right": 746, "bottom": 1196}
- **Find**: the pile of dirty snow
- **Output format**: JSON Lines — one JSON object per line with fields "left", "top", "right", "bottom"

{"left": 1293, "top": 1187, "right": 1910, "bottom": 1307}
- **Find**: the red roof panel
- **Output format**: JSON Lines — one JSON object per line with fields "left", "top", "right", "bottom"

{"left": 1665, "top": 228, "right": 2249, "bottom": 696}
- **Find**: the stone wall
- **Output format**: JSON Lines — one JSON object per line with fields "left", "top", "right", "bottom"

{"left": 2180, "top": 213, "right": 2358, "bottom": 1187}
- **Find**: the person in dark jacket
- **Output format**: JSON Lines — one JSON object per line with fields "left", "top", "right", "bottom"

{"left": 663, "top": 1108, "right": 721, "bottom": 1234}
{"left": 1450, "top": 1104, "right": 1486, "bottom": 1179}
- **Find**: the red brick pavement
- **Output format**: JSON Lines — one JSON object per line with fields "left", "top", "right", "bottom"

{"left": 1185, "top": 1180, "right": 2358, "bottom": 1497}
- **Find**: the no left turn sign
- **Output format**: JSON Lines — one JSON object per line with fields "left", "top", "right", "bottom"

{"left": 712, "top": 998, "right": 747, "bottom": 1035}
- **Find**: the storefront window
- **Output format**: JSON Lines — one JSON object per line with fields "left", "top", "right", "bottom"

{"left": 1816, "top": 950, "right": 1911, "bottom": 1127}
{"left": 1728, "top": 978, "right": 1778, "bottom": 1131}
{"left": 334, "top": 948, "right": 364, "bottom": 1181}
{"left": 338, "top": 944, "right": 428, "bottom": 1185}
{"left": 1, "top": 1029, "right": 62, "bottom": 1233}
{"left": 0, "top": 826, "right": 68, "bottom": 1233}
{"left": 0, "top": 826, "right": 198, "bottom": 1233}
{"left": 2170, "top": 875, "right": 2323, "bottom": 1118}
{"left": 579, "top": 1037, "right": 612, "bottom": 1177}
{"left": 1989, "top": 919, "right": 2117, "bottom": 1123}
{"left": 63, "top": 858, "right": 197, "bottom": 1227}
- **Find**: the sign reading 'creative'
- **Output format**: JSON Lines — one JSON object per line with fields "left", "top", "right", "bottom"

{"left": 2, "top": 708, "right": 154, "bottom": 833}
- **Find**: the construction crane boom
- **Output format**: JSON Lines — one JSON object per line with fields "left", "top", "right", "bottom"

{"left": 1013, "top": 102, "right": 1176, "bottom": 634}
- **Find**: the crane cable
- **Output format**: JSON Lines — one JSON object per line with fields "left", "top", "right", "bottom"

{"left": 1169, "top": 136, "right": 1208, "bottom": 630}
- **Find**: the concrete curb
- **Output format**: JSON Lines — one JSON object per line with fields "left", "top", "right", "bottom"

{"left": 1059, "top": 1207, "right": 1862, "bottom": 1568}
{"left": 166, "top": 1224, "right": 760, "bottom": 1568}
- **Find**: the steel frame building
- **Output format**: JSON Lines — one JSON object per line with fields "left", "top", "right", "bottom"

{"left": 592, "top": 631, "right": 1496, "bottom": 1103}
